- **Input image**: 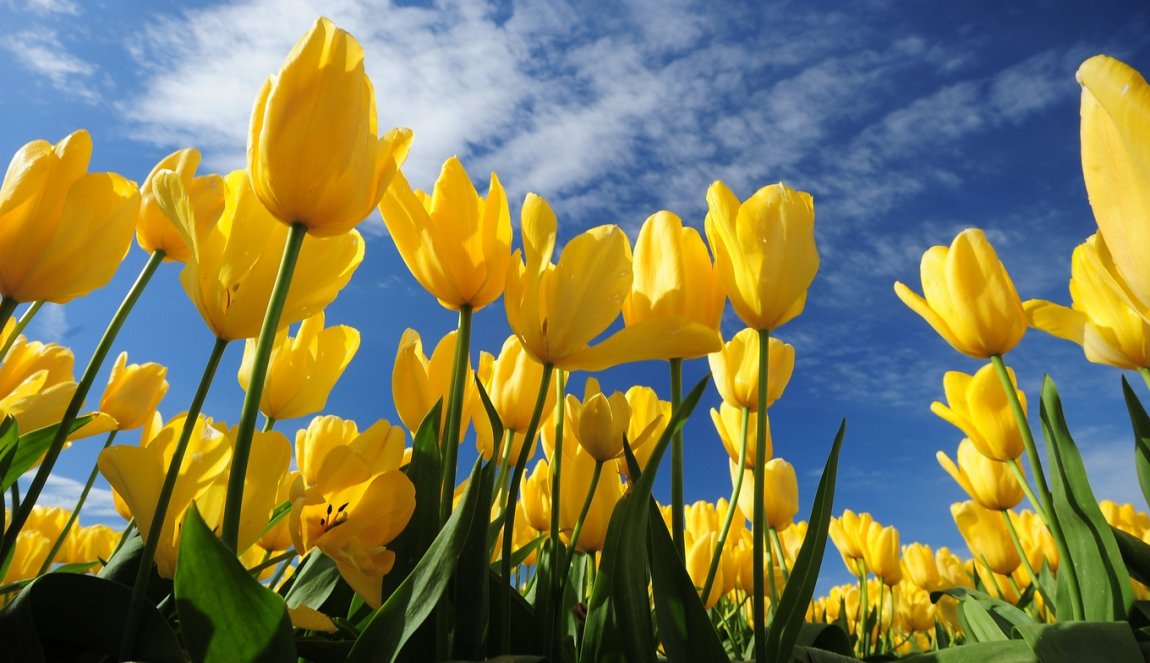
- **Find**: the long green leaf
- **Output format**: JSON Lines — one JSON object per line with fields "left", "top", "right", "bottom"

{"left": 1040, "top": 375, "right": 1134, "bottom": 620}
{"left": 579, "top": 376, "right": 709, "bottom": 663}
{"left": 1121, "top": 377, "right": 1150, "bottom": 511}
{"left": 0, "top": 415, "right": 93, "bottom": 491}
{"left": 793, "top": 622, "right": 853, "bottom": 658}
{"left": 930, "top": 587, "right": 1033, "bottom": 634}
{"left": 348, "top": 457, "right": 488, "bottom": 663}
{"left": 174, "top": 504, "right": 296, "bottom": 663}
{"left": 283, "top": 550, "right": 342, "bottom": 609}
{"left": 958, "top": 598, "right": 1009, "bottom": 642}
{"left": 0, "top": 416, "right": 17, "bottom": 530}
{"left": 453, "top": 441, "right": 496, "bottom": 660}
{"left": 486, "top": 569, "right": 542, "bottom": 658}
{"left": 1113, "top": 525, "right": 1150, "bottom": 587}
{"left": 762, "top": 420, "right": 846, "bottom": 663}
{"left": 1015, "top": 621, "right": 1142, "bottom": 663}
{"left": 898, "top": 640, "right": 1037, "bottom": 663}
{"left": 96, "top": 533, "right": 173, "bottom": 606}
{"left": 648, "top": 503, "right": 727, "bottom": 663}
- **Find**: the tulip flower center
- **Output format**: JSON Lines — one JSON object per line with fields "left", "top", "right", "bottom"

{"left": 319, "top": 501, "right": 350, "bottom": 532}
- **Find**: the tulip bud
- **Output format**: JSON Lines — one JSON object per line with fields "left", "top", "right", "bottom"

{"left": 99, "top": 352, "right": 169, "bottom": 431}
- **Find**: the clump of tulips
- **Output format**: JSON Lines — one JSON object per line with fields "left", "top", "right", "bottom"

{"left": 0, "top": 14, "right": 1148, "bottom": 663}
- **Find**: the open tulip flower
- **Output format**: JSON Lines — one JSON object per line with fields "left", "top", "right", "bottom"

{"left": 617, "top": 385, "right": 669, "bottom": 475}
{"left": 392, "top": 328, "right": 476, "bottom": 442}
{"left": 136, "top": 148, "right": 225, "bottom": 262}
{"left": 895, "top": 228, "right": 1027, "bottom": 358}
{"left": 295, "top": 415, "right": 406, "bottom": 488}
{"left": 99, "top": 352, "right": 169, "bottom": 431}
{"left": 931, "top": 364, "right": 1027, "bottom": 462}
{"left": 0, "top": 129, "right": 140, "bottom": 305}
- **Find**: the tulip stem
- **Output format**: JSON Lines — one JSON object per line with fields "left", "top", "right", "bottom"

{"left": 752, "top": 329, "right": 771, "bottom": 663}
{"left": 769, "top": 527, "right": 790, "bottom": 582}
{"left": 857, "top": 558, "right": 870, "bottom": 658}
{"left": 990, "top": 354, "right": 1081, "bottom": 620}
{"left": 438, "top": 304, "right": 473, "bottom": 526}
{"left": 561, "top": 459, "right": 603, "bottom": 592}
{"left": 222, "top": 223, "right": 307, "bottom": 550}
{"left": 120, "top": 335, "right": 228, "bottom": 661}
{"left": 501, "top": 362, "right": 554, "bottom": 654}
{"left": 248, "top": 549, "right": 296, "bottom": 575}
{"left": 1000, "top": 509, "right": 1053, "bottom": 615}
{"left": 1140, "top": 367, "right": 1150, "bottom": 393}
{"left": 874, "top": 581, "right": 884, "bottom": 654}
{"left": 0, "top": 249, "right": 164, "bottom": 569}
{"left": 38, "top": 429, "right": 119, "bottom": 575}
{"left": 0, "top": 300, "right": 42, "bottom": 361}
{"left": 701, "top": 406, "right": 750, "bottom": 602}
{"left": 547, "top": 369, "right": 567, "bottom": 660}
{"left": 669, "top": 357, "right": 685, "bottom": 559}
{"left": 262, "top": 417, "right": 276, "bottom": 433}
{"left": 492, "top": 429, "right": 515, "bottom": 514}
{"left": 0, "top": 297, "right": 17, "bottom": 336}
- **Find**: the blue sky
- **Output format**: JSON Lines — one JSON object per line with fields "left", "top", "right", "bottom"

{"left": 3, "top": 0, "right": 1150, "bottom": 589}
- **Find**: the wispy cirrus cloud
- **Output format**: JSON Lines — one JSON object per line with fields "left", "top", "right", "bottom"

{"left": 2, "top": 28, "right": 99, "bottom": 101}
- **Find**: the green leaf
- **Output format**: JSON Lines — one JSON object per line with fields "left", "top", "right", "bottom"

{"left": 1121, "top": 377, "right": 1150, "bottom": 511}
{"left": 175, "top": 504, "right": 296, "bottom": 663}
{"left": 1112, "top": 525, "right": 1150, "bottom": 588}
{"left": 0, "top": 415, "right": 93, "bottom": 491}
{"left": 486, "top": 569, "right": 542, "bottom": 658}
{"left": 958, "top": 598, "right": 1009, "bottom": 642}
{"left": 1040, "top": 375, "right": 1134, "bottom": 621}
{"left": 762, "top": 420, "right": 846, "bottom": 663}
{"left": 1015, "top": 621, "right": 1142, "bottom": 663}
{"left": 283, "top": 550, "right": 342, "bottom": 609}
{"left": 0, "top": 572, "right": 183, "bottom": 663}
{"left": 0, "top": 417, "right": 13, "bottom": 527}
{"left": 794, "top": 622, "right": 853, "bottom": 657}
{"left": 349, "top": 457, "right": 489, "bottom": 663}
{"left": 930, "top": 587, "right": 1033, "bottom": 633}
{"left": 259, "top": 499, "right": 292, "bottom": 540}
{"left": 96, "top": 533, "right": 173, "bottom": 605}
{"left": 453, "top": 444, "right": 497, "bottom": 660}
{"left": 490, "top": 534, "right": 544, "bottom": 573}
{"left": 898, "top": 640, "right": 1037, "bottom": 663}
{"left": 648, "top": 503, "right": 727, "bottom": 663}
{"left": 579, "top": 376, "right": 709, "bottom": 663}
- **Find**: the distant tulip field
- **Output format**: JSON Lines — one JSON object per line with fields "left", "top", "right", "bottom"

{"left": 3, "top": 16, "right": 1150, "bottom": 663}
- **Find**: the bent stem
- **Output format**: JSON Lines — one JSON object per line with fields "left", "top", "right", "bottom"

{"left": 1, "top": 250, "right": 164, "bottom": 567}
{"left": 752, "top": 328, "right": 771, "bottom": 662}
{"left": 438, "top": 304, "right": 473, "bottom": 526}
{"left": 701, "top": 406, "right": 750, "bottom": 601}
{"left": 500, "top": 362, "right": 554, "bottom": 654}
{"left": 0, "top": 300, "right": 43, "bottom": 361}
{"left": 670, "top": 357, "right": 685, "bottom": 559}
{"left": 989, "top": 354, "right": 1081, "bottom": 620}
{"left": 222, "top": 222, "right": 306, "bottom": 550}
{"left": 119, "top": 335, "right": 228, "bottom": 660}
{"left": 38, "top": 429, "right": 120, "bottom": 575}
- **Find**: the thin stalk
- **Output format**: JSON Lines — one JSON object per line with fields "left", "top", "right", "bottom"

{"left": 0, "top": 300, "right": 43, "bottom": 361}
{"left": 769, "top": 527, "right": 791, "bottom": 582}
{"left": 766, "top": 527, "right": 779, "bottom": 619}
{"left": 8, "top": 485, "right": 17, "bottom": 520}
{"left": 1000, "top": 509, "right": 1054, "bottom": 613}
{"left": 1, "top": 250, "right": 164, "bottom": 566}
{"left": 0, "top": 297, "right": 17, "bottom": 336}
{"left": 112, "top": 519, "right": 136, "bottom": 558}
{"left": 268, "top": 555, "right": 292, "bottom": 590}
{"left": 669, "top": 357, "right": 685, "bottom": 559}
{"left": 560, "top": 460, "right": 603, "bottom": 588}
{"left": 249, "top": 549, "right": 296, "bottom": 576}
{"left": 857, "top": 558, "right": 870, "bottom": 658}
{"left": 874, "top": 582, "right": 884, "bottom": 655}
{"left": 1140, "top": 367, "right": 1150, "bottom": 392}
{"left": 38, "top": 429, "right": 119, "bottom": 574}
{"left": 120, "top": 335, "right": 228, "bottom": 660}
{"left": 547, "top": 369, "right": 567, "bottom": 661}
{"left": 701, "top": 406, "right": 750, "bottom": 601}
{"left": 261, "top": 417, "right": 277, "bottom": 433}
{"left": 492, "top": 429, "right": 515, "bottom": 511}
{"left": 979, "top": 557, "right": 1008, "bottom": 601}
{"left": 438, "top": 304, "right": 473, "bottom": 526}
{"left": 222, "top": 223, "right": 307, "bottom": 550}
{"left": 752, "top": 328, "right": 771, "bottom": 663}
{"left": 990, "top": 354, "right": 1082, "bottom": 620}
{"left": 501, "top": 363, "right": 554, "bottom": 654}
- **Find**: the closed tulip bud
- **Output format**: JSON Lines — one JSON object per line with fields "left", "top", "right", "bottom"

{"left": 0, "top": 130, "right": 140, "bottom": 304}
{"left": 1026, "top": 234, "right": 1150, "bottom": 368}
{"left": 931, "top": 363, "right": 1026, "bottom": 461}
{"left": 712, "top": 402, "right": 770, "bottom": 469}
{"left": 619, "top": 386, "right": 669, "bottom": 475}
{"left": 1077, "top": 56, "right": 1150, "bottom": 312}
{"left": 687, "top": 532, "right": 725, "bottom": 609}
{"left": 733, "top": 457, "right": 798, "bottom": 531}
{"left": 248, "top": 17, "right": 411, "bottom": 237}
{"left": 936, "top": 438, "right": 1023, "bottom": 510}
{"left": 295, "top": 415, "right": 406, "bottom": 488}
{"left": 951, "top": 501, "right": 1020, "bottom": 576}
{"left": 705, "top": 181, "right": 818, "bottom": 331}
{"left": 895, "top": 228, "right": 1027, "bottom": 358}
{"left": 379, "top": 157, "right": 511, "bottom": 311}
{"left": 708, "top": 329, "right": 794, "bottom": 411}
{"left": 474, "top": 336, "right": 555, "bottom": 462}
{"left": 521, "top": 459, "right": 551, "bottom": 532}
{"left": 935, "top": 546, "right": 972, "bottom": 588}
{"left": 897, "top": 585, "right": 936, "bottom": 634}
{"left": 1012, "top": 509, "right": 1059, "bottom": 572}
{"left": 137, "top": 148, "right": 224, "bottom": 261}
{"left": 778, "top": 520, "right": 807, "bottom": 567}
{"left": 863, "top": 522, "right": 902, "bottom": 586}
{"left": 622, "top": 210, "right": 725, "bottom": 357}
{"left": 829, "top": 510, "right": 874, "bottom": 572}
{"left": 392, "top": 328, "right": 475, "bottom": 441}
{"left": 99, "top": 352, "right": 169, "bottom": 431}
{"left": 505, "top": 194, "right": 719, "bottom": 371}
{"left": 557, "top": 442, "right": 625, "bottom": 553}
{"left": 64, "top": 523, "right": 118, "bottom": 566}
{"left": 572, "top": 391, "right": 630, "bottom": 462}
{"left": 902, "top": 543, "right": 942, "bottom": 592}
{"left": 238, "top": 312, "right": 359, "bottom": 422}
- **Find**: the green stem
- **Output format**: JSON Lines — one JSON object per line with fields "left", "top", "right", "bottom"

{"left": 500, "top": 362, "right": 554, "bottom": 654}
{"left": 670, "top": 357, "right": 685, "bottom": 559}
{"left": 766, "top": 526, "right": 779, "bottom": 619}
{"left": 979, "top": 556, "right": 1008, "bottom": 601}
{"left": 0, "top": 296, "right": 18, "bottom": 337}
{"left": 752, "top": 329, "right": 770, "bottom": 662}
{"left": 857, "top": 558, "right": 870, "bottom": 658}
{"left": 268, "top": 555, "right": 292, "bottom": 590}
{"left": 120, "top": 335, "right": 228, "bottom": 660}
{"left": 1, "top": 250, "right": 164, "bottom": 567}
{"left": 261, "top": 417, "right": 276, "bottom": 433}
{"left": 1000, "top": 509, "right": 1054, "bottom": 614}
{"left": 112, "top": 519, "right": 136, "bottom": 558}
{"left": 548, "top": 369, "right": 567, "bottom": 660}
{"left": 492, "top": 429, "right": 515, "bottom": 513}
{"left": 222, "top": 222, "right": 307, "bottom": 550}
{"left": 38, "top": 429, "right": 119, "bottom": 574}
{"left": 249, "top": 549, "right": 296, "bottom": 576}
{"left": 0, "top": 300, "right": 42, "bottom": 361}
{"left": 8, "top": 485, "right": 18, "bottom": 521}
{"left": 1140, "top": 367, "right": 1150, "bottom": 393}
{"left": 875, "top": 581, "right": 885, "bottom": 654}
{"left": 989, "top": 354, "right": 1081, "bottom": 620}
{"left": 769, "top": 527, "right": 791, "bottom": 582}
{"left": 560, "top": 460, "right": 603, "bottom": 590}
{"left": 701, "top": 406, "right": 750, "bottom": 601}
{"left": 438, "top": 304, "right": 473, "bottom": 526}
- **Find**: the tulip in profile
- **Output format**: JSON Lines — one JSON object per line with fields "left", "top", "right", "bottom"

{"left": 709, "top": 329, "right": 794, "bottom": 411}
{"left": 99, "top": 352, "right": 169, "bottom": 431}
{"left": 733, "top": 457, "right": 798, "bottom": 531}
{"left": 295, "top": 415, "right": 406, "bottom": 488}
{"left": 392, "top": 328, "right": 475, "bottom": 441}
{"left": 951, "top": 501, "right": 1020, "bottom": 576}
{"left": 862, "top": 522, "right": 902, "bottom": 586}
{"left": 571, "top": 390, "right": 631, "bottom": 462}
{"left": 931, "top": 364, "right": 1027, "bottom": 461}
{"left": 137, "top": 148, "right": 224, "bottom": 262}
{"left": 937, "top": 438, "right": 1023, "bottom": 510}
{"left": 895, "top": 228, "right": 1027, "bottom": 358}
{"left": 711, "top": 403, "right": 770, "bottom": 468}
{"left": 473, "top": 336, "right": 556, "bottom": 463}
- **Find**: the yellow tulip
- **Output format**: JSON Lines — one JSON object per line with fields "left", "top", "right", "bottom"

{"left": 379, "top": 157, "right": 511, "bottom": 311}
{"left": 99, "top": 352, "right": 169, "bottom": 431}
{"left": 473, "top": 336, "right": 555, "bottom": 462}
{"left": 137, "top": 148, "right": 224, "bottom": 262}
{"left": 711, "top": 402, "right": 770, "bottom": 469}
{"left": 248, "top": 17, "right": 411, "bottom": 237}
{"left": 391, "top": 328, "right": 475, "bottom": 441}
{"left": 63, "top": 523, "right": 118, "bottom": 566}
{"left": 259, "top": 470, "right": 302, "bottom": 553}
{"left": 862, "top": 522, "right": 902, "bottom": 586}
{"left": 619, "top": 385, "right": 669, "bottom": 475}
{"left": 895, "top": 228, "right": 1027, "bottom": 358}
{"left": 829, "top": 509, "right": 874, "bottom": 570}
{"left": 687, "top": 532, "right": 725, "bottom": 609}
{"left": 732, "top": 457, "right": 798, "bottom": 531}
{"left": 951, "top": 501, "right": 1020, "bottom": 576}
{"left": 1, "top": 532, "right": 50, "bottom": 585}
{"left": 520, "top": 459, "right": 551, "bottom": 532}
{"left": 1077, "top": 56, "right": 1150, "bottom": 310}
{"left": 1101, "top": 500, "right": 1150, "bottom": 538}
{"left": 622, "top": 210, "right": 725, "bottom": 357}
{"left": 1025, "top": 234, "right": 1150, "bottom": 368}
{"left": 931, "top": 364, "right": 1026, "bottom": 461}
{"left": 0, "top": 130, "right": 140, "bottom": 304}
{"left": 548, "top": 423, "right": 625, "bottom": 552}
{"left": 708, "top": 329, "right": 794, "bottom": 411}
{"left": 238, "top": 312, "right": 359, "bottom": 421}
{"left": 571, "top": 390, "right": 630, "bottom": 463}
{"left": 0, "top": 331, "right": 112, "bottom": 439}
{"left": 295, "top": 415, "right": 406, "bottom": 488}
{"left": 1010, "top": 509, "right": 1058, "bottom": 574}
{"left": 705, "top": 181, "right": 818, "bottom": 331}
{"left": 902, "top": 542, "right": 942, "bottom": 592}
{"left": 505, "top": 194, "right": 719, "bottom": 371}
{"left": 935, "top": 546, "right": 972, "bottom": 588}
{"left": 937, "top": 438, "right": 1023, "bottom": 511}
{"left": 154, "top": 169, "right": 364, "bottom": 341}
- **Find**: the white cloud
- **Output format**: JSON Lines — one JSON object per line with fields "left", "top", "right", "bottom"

{"left": 30, "top": 302, "right": 69, "bottom": 344}
{"left": 8, "top": 0, "right": 80, "bottom": 15}
{"left": 2, "top": 28, "right": 98, "bottom": 101}
{"left": 19, "top": 471, "right": 121, "bottom": 520}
